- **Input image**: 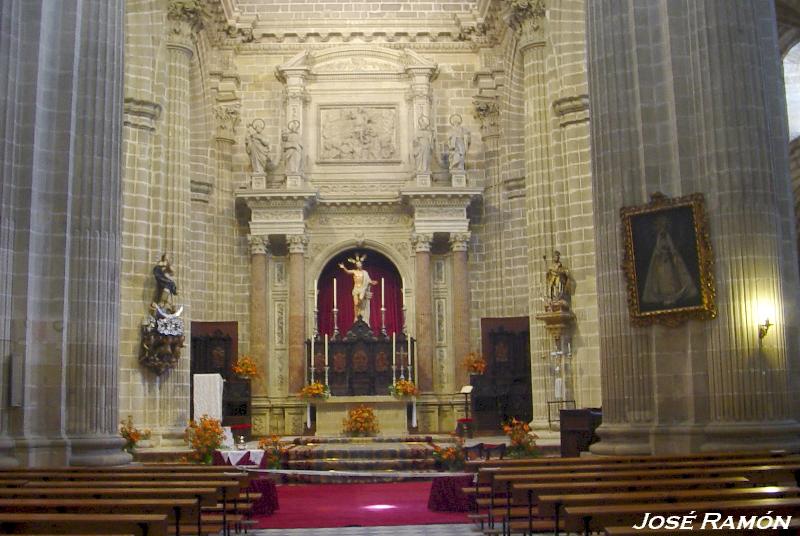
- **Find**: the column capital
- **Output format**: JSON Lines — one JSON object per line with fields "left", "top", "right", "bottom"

{"left": 248, "top": 235, "right": 269, "bottom": 256}
{"left": 449, "top": 232, "right": 471, "bottom": 252}
{"left": 214, "top": 103, "right": 241, "bottom": 143}
{"left": 287, "top": 234, "right": 308, "bottom": 254}
{"left": 411, "top": 233, "right": 433, "bottom": 253}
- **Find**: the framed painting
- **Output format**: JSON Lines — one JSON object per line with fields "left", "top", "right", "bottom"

{"left": 620, "top": 192, "right": 716, "bottom": 327}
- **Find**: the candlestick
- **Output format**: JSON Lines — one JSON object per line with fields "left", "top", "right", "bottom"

{"left": 325, "top": 334, "right": 329, "bottom": 368}
{"left": 310, "top": 336, "right": 315, "bottom": 383}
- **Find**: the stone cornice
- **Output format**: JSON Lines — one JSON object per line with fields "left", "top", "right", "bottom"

{"left": 236, "top": 189, "right": 318, "bottom": 210}
{"left": 123, "top": 98, "right": 162, "bottom": 131}
{"left": 552, "top": 94, "right": 590, "bottom": 127}
{"left": 401, "top": 187, "right": 483, "bottom": 206}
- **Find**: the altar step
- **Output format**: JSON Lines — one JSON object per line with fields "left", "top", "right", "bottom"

{"left": 282, "top": 436, "right": 455, "bottom": 483}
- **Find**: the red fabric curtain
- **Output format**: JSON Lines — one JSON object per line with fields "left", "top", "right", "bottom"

{"left": 318, "top": 249, "right": 403, "bottom": 336}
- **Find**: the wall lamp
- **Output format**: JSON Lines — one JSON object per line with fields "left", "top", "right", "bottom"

{"left": 758, "top": 318, "right": 773, "bottom": 340}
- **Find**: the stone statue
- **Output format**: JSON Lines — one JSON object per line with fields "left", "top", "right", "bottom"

{"left": 545, "top": 251, "right": 569, "bottom": 305}
{"left": 413, "top": 115, "right": 434, "bottom": 173}
{"left": 153, "top": 254, "right": 178, "bottom": 312}
{"left": 282, "top": 119, "right": 303, "bottom": 174}
{"left": 448, "top": 113, "right": 470, "bottom": 172}
{"left": 338, "top": 252, "right": 378, "bottom": 325}
{"left": 245, "top": 119, "right": 271, "bottom": 173}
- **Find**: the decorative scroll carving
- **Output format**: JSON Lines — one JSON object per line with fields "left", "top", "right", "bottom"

{"left": 167, "top": 0, "right": 208, "bottom": 28}
{"left": 508, "top": 0, "right": 546, "bottom": 35}
{"left": 319, "top": 106, "right": 398, "bottom": 163}
{"left": 214, "top": 103, "right": 241, "bottom": 139}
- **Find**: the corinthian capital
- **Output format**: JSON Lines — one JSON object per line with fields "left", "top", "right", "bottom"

{"left": 248, "top": 235, "right": 269, "bottom": 256}
{"left": 450, "top": 232, "right": 471, "bottom": 252}
{"left": 287, "top": 234, "right": 308, "bottom": 254}
{"left": 411, "top": 233, "right": 433, "bottom": 253}
{"left": 508, "top": 0, "right": 546, "bottom": 40}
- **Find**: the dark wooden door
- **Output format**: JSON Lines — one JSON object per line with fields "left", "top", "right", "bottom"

{"left": 190, "top": 322, "right": 250, "bottom": 435}
{"left": 472, "top": 317, "right": 532, "bottom": 432}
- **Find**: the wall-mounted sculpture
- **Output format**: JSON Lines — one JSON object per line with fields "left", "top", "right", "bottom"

{"left": 140, "top": 254, "right": 185, "bottom": 374}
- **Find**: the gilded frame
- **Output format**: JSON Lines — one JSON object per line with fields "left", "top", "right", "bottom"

{"left": 621, "top": 192, "right": 716, "bottom": 327}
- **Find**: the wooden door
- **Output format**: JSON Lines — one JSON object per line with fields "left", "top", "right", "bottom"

{"left": 189, "top": 322, "right": 250, "bottom": 435}
{"left": 472, "top": 317, "right": 532, "bottom": 432}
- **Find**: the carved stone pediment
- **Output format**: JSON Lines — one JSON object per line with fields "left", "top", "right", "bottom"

{"left": 276, "top": 46, "right": 438, "bottom": 81}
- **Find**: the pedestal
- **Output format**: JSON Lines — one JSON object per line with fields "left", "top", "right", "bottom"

{"left": 286, "top": 174, "right": 303, "bottom": 189}
{"left": 415, "top": 173, "right": 431, "bottom": 187}
{"left": 250, "top": 173, "right": 267, "bottom": 190}
{"left": 451, "top": 173, "right": 466, "bottom": 187}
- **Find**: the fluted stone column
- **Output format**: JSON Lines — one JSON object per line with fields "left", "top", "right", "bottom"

{"left": 450, "top": 233, "right": 472, "bottom": 388}
{"left": 214, "top": 103, "right": 240, "bottom": 320}
{"left": 790, "top": 138, "right": 800, "bottom": 262}
{"left": 413, "top": 234, "right": 434, "bottom": 392}
{"left": 0, "top": 0, "right": 128, "bottom": 465}
{"left": 249, "top": 236, "right": 269, "bottom": 398}
{"left": 287, "top": 235, "right": 308, "bottom": 395}
{"left": 588, "top": 0, "right": 800, "bottom": 453}
{"left": 156, "top": 10, "right": 194, "bottom": 439}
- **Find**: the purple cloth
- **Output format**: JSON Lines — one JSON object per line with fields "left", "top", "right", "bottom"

{"left": 234, "top": 451, "right": 251, "bottom": 465}
{"left": 427, "top": 474, "right": 476, "bottom": 512}
{"left": 248, "top": 477, "right": 279, "bottom": 516}
{"left": 212, "top": 450, "right": 228, "bottom": 466}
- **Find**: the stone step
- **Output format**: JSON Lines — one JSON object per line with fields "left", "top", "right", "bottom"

{"left": 287, "top": 443, "right": 435, "bottom": 461}
{"left": 286, "top": 458, "right": 436, "bottom": 471}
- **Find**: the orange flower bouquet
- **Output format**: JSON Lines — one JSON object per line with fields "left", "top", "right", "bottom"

{"left": 232, "top": 355, "right": 259, "bottom": 379}
{"left": 430, "top": 436, "right": 466, "bottom": 471}
{"left": 120, "top": 415, "right": 151, "bottom": 454}
{"left": 389, "top": 379, "right": 419, "bottom": 398}
{"left": 299, "top": 381, "right": 330, "bottom": 399}
{"left": 342, "top": 405, "right": 379, "bottom": 436}
{"left": 462, "top": 352, "right": 487, "bottom": 375}
{"left": 258, "top": 434, "right": 289, "bottom": 469}
{"left": 502, "top": 417, "right": 540, "bottom": 458}
{"left": 183, "top": 414, "right": 225, "bottom": 464}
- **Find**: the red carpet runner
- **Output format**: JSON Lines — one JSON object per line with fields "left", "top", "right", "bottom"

{"left": 255, "top": 481, "right": 471, "bottom": 529}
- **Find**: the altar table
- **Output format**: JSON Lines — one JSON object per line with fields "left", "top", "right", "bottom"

{"left": 427, "top": 474, "right": 476, "bottom": 512}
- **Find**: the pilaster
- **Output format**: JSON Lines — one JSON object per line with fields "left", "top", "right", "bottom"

{"left": 412, "top": 233, "right": 434, "bottom": 393}
{"left": 249, "top": 236, "right": 269, "bottom": 399}
{"left": 450, "top": 232, "right": 472, "bottom": 388}
{"left": 287, "top": 234, "right": 308, "bottom": 398}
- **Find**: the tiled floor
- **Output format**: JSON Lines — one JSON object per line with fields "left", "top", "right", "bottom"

{"left": 250, "top": 524, "right": 478, "bottom": 535}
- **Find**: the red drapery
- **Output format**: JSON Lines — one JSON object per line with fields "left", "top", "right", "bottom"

{"left": 317, "top": 249, "right": 403, "bottom": 336}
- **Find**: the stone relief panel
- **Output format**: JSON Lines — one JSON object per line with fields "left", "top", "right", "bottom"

{"left": 435, "top": 298, "right": 446, "bottom": 344}
{"left": 275, "top": 301, "right": 286, "bottom": 346}
{"left": 434, "top": 260, "right": 446, "bottom": 286}
{"left": 318, "top": 106, "right": 399, "bottom": 163}
{"left": 273, "top": 261, "right": 286, "bottom": 286}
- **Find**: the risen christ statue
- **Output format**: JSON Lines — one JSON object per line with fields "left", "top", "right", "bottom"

{"left": 339, "top": 253, "right": 378, "bottom": 325}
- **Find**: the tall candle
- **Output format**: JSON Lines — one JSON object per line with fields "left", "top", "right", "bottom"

{"left": 401, "top": 277, "right": 405, "bottom": 307}
{"left": 333, "top": 278, "right": 337, "bottom": 309}
{"left": 381, "top": 278, "right": 385, "bottom": 308}
{"left": 392, "top": 332, "right": 396, "bottom": 372}
{"left": 310, "top": 335, "right": 315, "bottom": 382}
{"left": 314, "top": 282, "right": 318, "bottom": 308}
{"left": 325, "top": 333, "right": 329, "bottom": 367}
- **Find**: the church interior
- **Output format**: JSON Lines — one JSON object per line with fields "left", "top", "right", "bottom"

{"left": 2, "top": 0, "right": 800, "bottom": 534}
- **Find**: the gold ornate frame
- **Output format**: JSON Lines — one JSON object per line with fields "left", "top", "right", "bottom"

{"left": 620, "top": 192, "right": 716, "bottom": 327}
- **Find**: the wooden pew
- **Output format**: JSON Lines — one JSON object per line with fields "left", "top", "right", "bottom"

{"left": 564, "top": 497, "right": 800, "bottom": 536}
{"left": 0, "top": 513, "right": 168, "bottom": 536}
{"left": 0, "top": 498, "right": 198, "bottom": 536}
{"left": 529, "top": 485, "right": 800, "bottom": 536}
{"left": 0, "top": 487, "right": 218, "bottom": 536}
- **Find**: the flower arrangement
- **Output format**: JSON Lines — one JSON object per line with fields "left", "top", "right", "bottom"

{"left": 299, "top": 381, "right": 330, "bottom": 399}
{"left": 502, "top": 417, "right": 540, "bottom": 458}
{"left": 258, "top": 434, "right": 289, "bottom": 469}
{"left": 462, "top": 352, "right": 487, "bottom": 375}
{"left": 342, "top": 405, "right": 379, "bottom": 436}
{"left": 232, "top": 355, "right": 259, "bottom": 379}
{"left": 119, "top": 415, "right": 151, "bottom": 454}
{"left": 430, "top": 436, "right": 466, "bottom": 471}
{"left": 183, "top": 414, "right": 225, "bottom": 464}
{"left": 388, "top": 379, "right": 419, "bottom": 398}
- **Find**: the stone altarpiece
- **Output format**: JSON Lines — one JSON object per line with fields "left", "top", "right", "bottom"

{"left": 237, "top": 46, "right": 482, "bottom": 435}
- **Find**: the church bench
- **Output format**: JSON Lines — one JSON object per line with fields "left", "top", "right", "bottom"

{"left": 529, "top": 485, "right": 800, "bottom": 536}
{"left": 563, "top": 497, "right": 800, "bottom": 536}
{"left": 0, "top": 513, "right": 168, "bottom": 536}
{"left": 0, "top": 498, "right": 198, "bottom": 536}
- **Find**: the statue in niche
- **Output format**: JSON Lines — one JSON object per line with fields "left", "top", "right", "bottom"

{"left": 141, "top": 254, "right": 185, "bottom": 375}
{"left": 282, "top": 119, "right": 303, "bottom": 174}
{"left": 413, "top": 115, "right": 434, "bottom": 173}
{"left": 448, "top": 113, "right": 470, "bottom": 172}
{"left": 245, "top": 119, "right": 272, "bottom": 174}
{"left": 338, "top": 252, "right": 378, "bottom": 325}
{"left": 544, "top": 250, "right": 570, "bottom": 309}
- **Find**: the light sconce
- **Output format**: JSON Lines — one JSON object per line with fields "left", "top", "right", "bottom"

{"left": 758, "top": 318, "right": 772, "bottom": 340}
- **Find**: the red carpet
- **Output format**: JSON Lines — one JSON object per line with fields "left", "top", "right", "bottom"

{"left": 255, "top": 481, "right": 471, "bottom": 529}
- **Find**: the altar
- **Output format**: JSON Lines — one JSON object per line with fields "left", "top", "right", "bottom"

{"left": 314, "top": 396, "right": 412, "bottom": 436}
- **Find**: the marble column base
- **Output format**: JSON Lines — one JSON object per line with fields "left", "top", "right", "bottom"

{"left": 700, "top": 421, "right": 800, "bottom": 453}
{"left": 157, "top": 427, "right": 189, "bottom": 448}
{"left": 68, "top": 436, "right": 132, "bottom": 466}
{"left": 0, "top": 437, "right": 18, "bottom": 468}
{"left": 589, "top": 423, "right": 651, "bottom": 455}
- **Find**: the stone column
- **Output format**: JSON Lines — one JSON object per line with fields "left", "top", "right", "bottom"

{"left": 249, "top": 236, "right": 269, "bottom": 398}
{"left": 790, "top": 138, "right": 800, "bottom": 263}
{"left": 588, "top": 0, "right": 800, "bottom": 453}
{"left": 450, "top": 233, "right": 472, "bottom": 388}
{"left": 0, "top": 0, "right": 128, "bottom": 465}
{"left": 156, "top": 8, "right": 195, "bottom": 439}
{"left": 214, "top": 102, "right": 240, "bottom": 319}
{"left": 413, "top": 233, "right": 434, "bottom": 392}
{"left": 287, "top": 235, "right": 308, "bottom": 395}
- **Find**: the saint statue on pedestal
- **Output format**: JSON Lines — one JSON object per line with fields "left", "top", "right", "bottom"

{"left": 339, "top": 252, "right": 378, "bottom": 325}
